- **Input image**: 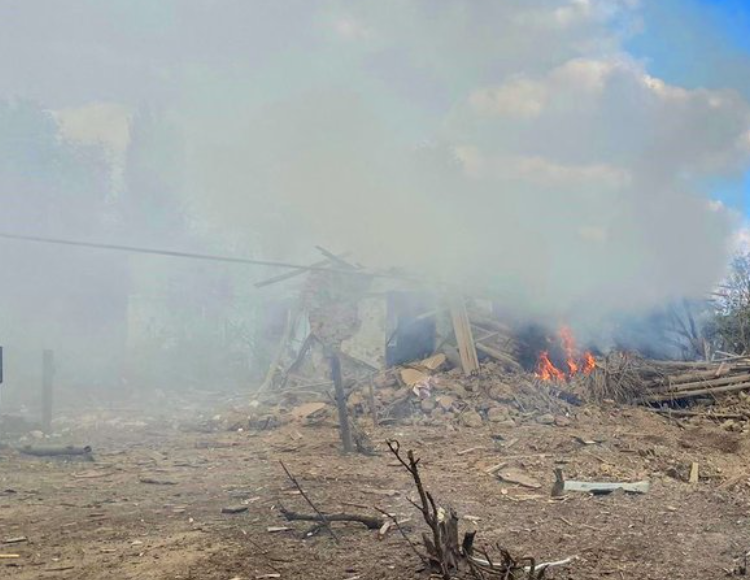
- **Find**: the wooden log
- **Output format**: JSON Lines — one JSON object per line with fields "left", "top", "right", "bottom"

{"left": 648, "top": 372, "right": 750, "bottom": 395}
{"left": 645, "top": 380, "right": 750, "bottom": 403}
{"left": 20, "top": 445, "right": 92, "bottom": 458}
{"left": 279, "top": 508, "right": 384, "bottom": 530}
{"left": 646, "top": 367, "right": 734, "bottom": 387}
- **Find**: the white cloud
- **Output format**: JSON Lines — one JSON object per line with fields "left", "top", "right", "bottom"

{"left": 469, "top": 78, "right": 548, "bottom": 118}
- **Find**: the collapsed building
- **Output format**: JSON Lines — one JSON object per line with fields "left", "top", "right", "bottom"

{"left": 246, "top": 249, "right": 750, "bottom": 435}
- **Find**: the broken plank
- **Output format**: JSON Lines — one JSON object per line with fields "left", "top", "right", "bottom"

{"left": 449, "top": 295, "right": 480, "bottom": 376}
{"left": 689, "top": 462, "right": 700, "bottom": 484}
{"left": 552, "top": 468, "right": 649, "bottom": 496}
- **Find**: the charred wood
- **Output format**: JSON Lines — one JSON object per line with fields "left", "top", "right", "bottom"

{"left": 279, "top": 507, "right": 384, "bottom": 530}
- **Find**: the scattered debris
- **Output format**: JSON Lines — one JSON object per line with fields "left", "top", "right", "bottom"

{"left": 222, "top": 506, "right": 249, "bottom": 514}
{"left": 266, "top": 526, "right": 292, "bottom": 533}
{"left": 377, "top": 520, "right": 392, "bottom": 540}
{"left": 497, "top": 468, "right": 542, "bottom": 490}
{"left": 71, "top": 470, "right": 113, "bottom": 479}
{"left": 18, "top": 445, "right": 93, "bottom": 459}
{"left": 386, "top": 439, "right": 574, "bottom": 580}
{"left": 2, "top": 537, "right": 28, "bottom": 545}
{"left": 401, "top": 368, "right": 430, "bottom": 387}
{"left": 457, "top": 446, "right": 486, "bottom": 456}
{"left": 552, "top": 468, "right": 650, "bottom": 497}
{"left": 138, "top": 477, "right": 177, "bottom": 486}
{"left": 689, "top": 462, "right": 700, "bottom": 484}
{"left": 289, "top": 402, "right": 327, "bottom": 421}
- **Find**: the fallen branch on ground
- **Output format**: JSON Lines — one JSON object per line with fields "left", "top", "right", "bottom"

{"left": 19, "top": 445, "right": 93, "bottom": 458}
{"left": 279, "top": 461, "right": 339, "bottom": 543}
{"left": 279, "top": 507, "right": 383, "bottom": 530}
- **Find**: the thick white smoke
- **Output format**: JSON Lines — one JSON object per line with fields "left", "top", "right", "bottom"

{"left": 5, "top": 0, "right": 749, "bottom": 338}
{"left": 180, "top": 0, "right": 750, "bottom": 332}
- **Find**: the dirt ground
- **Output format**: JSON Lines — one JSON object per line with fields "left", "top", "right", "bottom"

{"left": 3, "top": 400, "right": 750, "bottom": 580}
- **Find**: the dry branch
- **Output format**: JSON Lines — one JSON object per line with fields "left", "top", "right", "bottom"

{"left": 279, "top": 461, "right": 339, "bottom": 543}
{"left": 279, "top": 507, "right": 383, "bottom": 530}
{"left": 19, "top": 445, "right": 93, "bottom": 458}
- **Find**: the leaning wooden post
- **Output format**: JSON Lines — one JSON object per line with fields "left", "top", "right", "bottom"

{"left": 42, "top": 349, "right": 55, "bottom": 434}
{"left": 330, "top": 352, "right": 353, "bottom": 453}
{"left": 367, "top": 380, "right": 379, "bottom": 428}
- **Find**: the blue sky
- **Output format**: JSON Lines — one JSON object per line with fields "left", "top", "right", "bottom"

{"left": 629, "top": 0, "right": 750, "bottom": 213}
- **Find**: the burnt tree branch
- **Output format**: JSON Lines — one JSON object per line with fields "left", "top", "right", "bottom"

{"left": 279, "top": 507, "right": 383, "bottom": 530}
{"left": 279, "top": 461, "right": 339, "bottom": 544}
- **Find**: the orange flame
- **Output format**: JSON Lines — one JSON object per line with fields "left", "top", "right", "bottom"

{"left": 559, "top": 326, "right": 579, "bottom": 375}
{"left": 536, "top": 351, "right": 566, "bottom": 382}
{"left": 536, "top": 326, "right": 596, "bottom": 382}
{"left": 582, "top": 352, "right": 596, "bottom": 374}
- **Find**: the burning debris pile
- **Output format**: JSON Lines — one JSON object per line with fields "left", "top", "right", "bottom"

{"left": 534, "top": 326, "right": 596, "bottom": 382}
{"left": 248, "top": 251, "right": 750, "bottom": 435}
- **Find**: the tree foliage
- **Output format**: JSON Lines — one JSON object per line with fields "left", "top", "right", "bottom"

{"left": 711, "top": 253, "right": 750, "bottom": 355}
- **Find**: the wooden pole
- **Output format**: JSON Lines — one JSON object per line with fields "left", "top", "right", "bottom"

{"left": 330, "top": 352, "right": 353, "bottom": 453}
{"left": 367, "top": 380, "right": 379, "bottom": 428}
{"left": 41, "top": 349, "right": 54, "bottom": 434}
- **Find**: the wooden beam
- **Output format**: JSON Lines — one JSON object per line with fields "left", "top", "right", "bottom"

{"left": 449, "top": 295, "right": 480, "bottom": 376}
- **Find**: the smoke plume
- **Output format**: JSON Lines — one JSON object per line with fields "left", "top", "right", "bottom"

{"left": 177, "top": 1, "right": 750, "bottom": 332}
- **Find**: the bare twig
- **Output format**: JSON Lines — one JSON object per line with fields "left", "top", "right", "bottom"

{"left": 386, "top": 439, "right": 450, "bottom": 578}
{"left": 279, "top": 461, "right": 339, "bottom": 543}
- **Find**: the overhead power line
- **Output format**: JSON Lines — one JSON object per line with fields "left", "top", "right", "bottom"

{"left": 0, "top": 232, "right": 409, "bottom": 280}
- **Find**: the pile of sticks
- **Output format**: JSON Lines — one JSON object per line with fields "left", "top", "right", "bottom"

{"left": 639, "top": 357, "right": 750, "bottom": 403}
{"left": 582, "top": 353, "right": 750, "bottom": 404}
